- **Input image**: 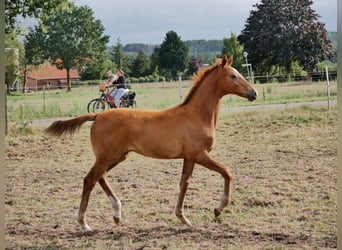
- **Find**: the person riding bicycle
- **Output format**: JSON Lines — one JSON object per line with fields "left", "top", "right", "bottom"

{"left": 106, "top": 69, "right": 128, "bottom": 108}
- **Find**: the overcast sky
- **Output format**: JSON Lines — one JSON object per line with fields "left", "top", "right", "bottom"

{"left": 74, "top": 0, "right": 336, "bottom": 45}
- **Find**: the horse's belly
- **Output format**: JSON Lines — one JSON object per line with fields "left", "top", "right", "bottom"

{"left": 133, "top": 140, "right": 183, "bottom": 159}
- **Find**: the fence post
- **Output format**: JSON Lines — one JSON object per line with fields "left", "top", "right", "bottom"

{"left": 1, "top": 4, "right": 6, "bottom": 249}
{"left": 5, "top": 86, "right": 7, "bottom": 135}
{"left": 325, "top": 66, "right": 331, "bottom": 111}
{"left": 43, "top": 86, "right": 46, "bottom": 113}
{"left": 178, "top": 75, "right": 183, "bottom": 102}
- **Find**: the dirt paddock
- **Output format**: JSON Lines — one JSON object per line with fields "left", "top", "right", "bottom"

{"left": 5, "top": 106, "right": 337, "bottom": 249}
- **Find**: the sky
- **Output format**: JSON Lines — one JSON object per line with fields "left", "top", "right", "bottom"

{"left": 69, "top": 0, "right": 336, "bottom": 45}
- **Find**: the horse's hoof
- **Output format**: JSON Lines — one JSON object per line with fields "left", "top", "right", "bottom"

{"left": 81, "top": 224, "right": 93, "bottom": 232}
{"left": 184, "top": 219, "right": 192, "bottom": 227}
{"left": 176, "top": 213, "right": 192, "bottom": 227}
{"left": 113, "top": 216, "right": 120, "bottom": 225}
{"left": 214, "top": 208, "right": 221, "bottom": 217}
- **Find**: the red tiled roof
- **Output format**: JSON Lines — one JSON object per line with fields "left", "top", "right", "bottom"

{"left": 27, "top": 64, "right": 80, "bottom": 80}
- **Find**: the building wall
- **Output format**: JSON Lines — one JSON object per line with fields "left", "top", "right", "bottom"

{"left": 26, "top": 78, "right": 74, "bottom": 91}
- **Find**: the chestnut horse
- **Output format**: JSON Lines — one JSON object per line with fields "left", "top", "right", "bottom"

{"left": 45, "top": 55, "right": 257, "bottom": 231}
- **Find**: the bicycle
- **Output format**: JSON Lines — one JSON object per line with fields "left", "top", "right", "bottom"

{"left": 87, "top": 83, "right": 137, "bottom": 113}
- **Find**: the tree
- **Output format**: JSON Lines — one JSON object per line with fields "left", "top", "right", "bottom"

{"left": 238, "top": 0, "right": 333, "bottom": 74}
{"left": 150, "top": 47, "right": 160, "bottom": 75}
{"left": 5, "top": 0, "right": 67, "bottom": 34}
{"left": 80, "top": 57, "right": 115, "bottom": 81}
{"left": 221, "top": 33, "right": 244, "bottom": 73}
{"left": 24, "top": 26, "right": 46, "bottom": 65}
{"left": 5, "top": 32, "right": 25, "bottom": 93}
{"left": 110, "top": 38, "right": 128, "bottom": 71}
{"left": 5, "top": 48, "right": 19, "bottom": 94}
{"left": 149, "top": 66, "right": 160, "bottom": 82}
{"left": 24, "top": 3, "right": 110, "bottom": 91}
{"left": 131, "top": 49, "right": 150, "bottom": 77}
{"left": 158, "top": 31, "right": 189, "bottom": 80}
{"left": 187, "top": 57, "right": 201, "bottom": 76}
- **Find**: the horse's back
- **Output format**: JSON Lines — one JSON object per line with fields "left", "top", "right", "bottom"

{"left": 89, "top": 107, "right": 192, "bottom": 159}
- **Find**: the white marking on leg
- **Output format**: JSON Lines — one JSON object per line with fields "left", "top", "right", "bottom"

{"left": 219, "top": 194, "right": 229, "bottom": 211}
{"left": 81, "top": 223, "right": 92, "bottom": 232}
{"left": 109, "top": 196, "right": 121, "bottom": 220}
{"left": 77, "top": 211, "right": 92, "bottom": 232}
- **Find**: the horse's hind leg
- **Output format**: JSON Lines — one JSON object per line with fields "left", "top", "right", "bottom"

{"left": 77, "top": 155, "right": 127, "bottom": 231}
{"left": 175, "top": 159, "right": 195, "bottom": 226}
{"left": 77, "top": 161, "right": 107, "bottom": 232}
{"left": 98, "top": 155, "right": 127, "bottom": 225}
{"left": 98, "top": 174, "right": 122, "bottom": 224}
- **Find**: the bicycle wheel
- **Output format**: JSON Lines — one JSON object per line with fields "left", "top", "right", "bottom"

{"left": 131, "top": 100, "right": 137, "bottom": 108}
{"left": 87, "top": 98, "right": 112, "bottom": 113}
{"left": 87, "top": 99, "right": 98, "bottom": 113}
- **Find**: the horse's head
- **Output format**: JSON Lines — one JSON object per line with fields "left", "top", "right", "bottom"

{"left": 216, "top": 54, "right": 258, "bottom": 101}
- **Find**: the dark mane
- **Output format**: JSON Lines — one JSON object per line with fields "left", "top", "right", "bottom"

{"left": 180, "top": 59, "right": 221, "bottom": 106}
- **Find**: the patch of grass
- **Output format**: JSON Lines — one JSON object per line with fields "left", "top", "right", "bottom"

{"left": 6, "top": 80, "right": 337, "bottom": 121}
{"left": 8, "top": 121, "right": 41, "bottom": 136}
{"left": 279, "top": 106, "right": 336, "bottom": 126}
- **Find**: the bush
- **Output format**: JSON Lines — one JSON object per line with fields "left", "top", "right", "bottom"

{"left": 8, "top": 121, "right": 40, "bottom": 136}
{"left": 128, "top": 77, "right": 139, "bottom": 83}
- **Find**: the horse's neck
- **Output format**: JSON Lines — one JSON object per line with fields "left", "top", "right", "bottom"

{"left": 184, "top": 76, "right": 222, "bottom": 128}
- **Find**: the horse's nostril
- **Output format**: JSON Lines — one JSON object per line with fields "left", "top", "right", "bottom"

{"left": 247, "top": 90, "right": 258, "bottom": 101}
{"left": 254, "top": 89, "right": 258, "bottom": 97}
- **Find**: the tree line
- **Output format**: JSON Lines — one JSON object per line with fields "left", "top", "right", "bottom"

{"left": 5, "top": 0, "right": 336, "bottom": 92}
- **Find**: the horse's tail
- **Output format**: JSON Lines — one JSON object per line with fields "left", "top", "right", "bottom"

{"left": 44, "top": 113, "right": 97, "bottom": 137}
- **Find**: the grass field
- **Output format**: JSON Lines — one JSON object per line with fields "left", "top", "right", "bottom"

{"left": 5, "top": 105, "right": 337, "bottom": 249}
{"left": 6, "top": 80, "right": 337, "bottom": 122}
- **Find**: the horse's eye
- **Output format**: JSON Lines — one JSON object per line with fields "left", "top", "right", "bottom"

{"left": 230, "top": 74, "right": 237, "bottom": 79}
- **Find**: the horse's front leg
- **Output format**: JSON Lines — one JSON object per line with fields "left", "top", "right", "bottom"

{"left": 175, "top": 159, "right": 195, "bottom": 226}
{"left": 195, "top": 151, "right": 233, "bottom": 218}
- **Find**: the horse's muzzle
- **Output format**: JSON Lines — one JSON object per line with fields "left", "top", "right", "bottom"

{"left": 247, "top": 89, "right": 258, "bottom": 101}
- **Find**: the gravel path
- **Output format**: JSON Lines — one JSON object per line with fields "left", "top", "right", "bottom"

{"left": 221, "top": 100, "right": 336, "bottom": 113}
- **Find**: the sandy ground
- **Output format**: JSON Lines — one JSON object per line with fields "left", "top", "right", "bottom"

{"left": 5, "top": 107, "right": 337, "bottom": 249}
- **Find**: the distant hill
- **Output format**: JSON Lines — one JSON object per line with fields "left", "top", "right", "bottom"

{"left": 123, "top": 32, "right": 336, "bottom": 62}
{"left": 122, "top": 39, "right": 223, "bottom": 63}
{"left": 327, "top": 31, "right": 337, "bottom": 49}
{"left": 123, "top": 43, "right": 157, "bottom": 55}
{"left": 184, "top": 40, "right": 223, "bottom": 54}
{"left": 123, "top": 39, "right": 223, "bottom": 55}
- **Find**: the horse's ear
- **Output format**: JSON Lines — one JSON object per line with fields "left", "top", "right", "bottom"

{"left": 227, "top": 54, "right": 233, "bottom": 66}
{"left": 221, "top": 54, "right": 233, "bottom": 67}
{"left": 221, "top": 54, "right": 228, "bottom": 68}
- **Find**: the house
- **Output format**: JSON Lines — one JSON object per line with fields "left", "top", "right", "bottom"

{"left": 25, "top": 63, "right": 80, "bottom": 91}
